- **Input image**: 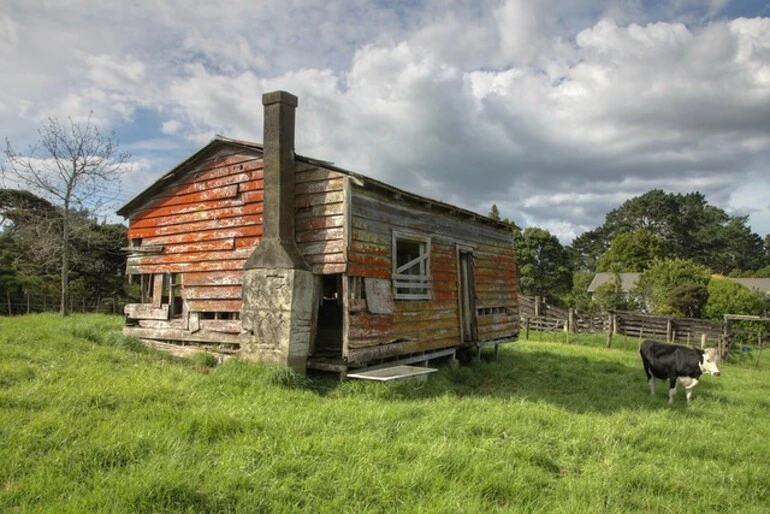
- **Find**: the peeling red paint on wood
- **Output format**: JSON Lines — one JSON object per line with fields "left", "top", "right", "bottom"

{"left": 130, "top": 206, "right": 258, "bottom": 230}
{"left": 163, "top": 239, "right": 235, "bottom": 254}
{"left": 126, "top": 260, "right": 246, "bottom": 275}
{"left": 129, "top": 215, "right": 262, "bottom": 239}
{"left": 238, "top": 179, "right": 264, "bottom": 193}
{"left": 141, "top": 226, "right": 262, "bottom": 246}
{"left": 128, "top": 248, "right": 253, "bottom": 266}
{"left": 235, "top": 237, "right": 259, "bottom": 248}
{"left": 137, "top": 185, "right": 240, "bottom": 213}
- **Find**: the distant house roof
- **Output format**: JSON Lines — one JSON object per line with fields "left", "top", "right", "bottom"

{"left": 726, "top": 278, "right": 770, "bottom": 294}
{"left": 586, "top": 273, "right": 770, "bottom": 295}
{"left": 587, "top": 273, "right": 640, "bottom": 293}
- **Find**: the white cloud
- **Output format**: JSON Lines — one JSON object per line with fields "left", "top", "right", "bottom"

{"left": 2, "top": 0, "right": 770, "bottom": 242}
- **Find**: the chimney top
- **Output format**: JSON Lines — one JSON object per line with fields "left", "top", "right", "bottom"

{"left": 262, "top": 90, "right": 298, "bottom": 107}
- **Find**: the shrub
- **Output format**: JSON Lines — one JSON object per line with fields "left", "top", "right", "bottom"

{"left": 703, "top": 279, "right": 766, "bottom": 320}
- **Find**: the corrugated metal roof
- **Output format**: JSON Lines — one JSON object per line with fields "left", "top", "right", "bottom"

{"left": 726, "top": 278, "right": 770, "bottom": 293}
{"left": 587, "top": 272, "right": 641, "bottom": 293}
{"left": 586, "top": 273, "right": 770, "bottom": 294}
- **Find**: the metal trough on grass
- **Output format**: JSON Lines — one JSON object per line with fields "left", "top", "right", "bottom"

{"left": 346, "top": 365, "right": 437, "bottom": 382}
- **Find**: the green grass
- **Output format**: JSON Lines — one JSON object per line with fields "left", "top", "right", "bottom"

{"left": 2, "top": 314, "right": 770, "bottom": 513}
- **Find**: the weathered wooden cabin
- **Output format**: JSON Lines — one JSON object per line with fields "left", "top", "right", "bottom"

{"left": 118, "top": 91, "right": 519, "bottom": 373}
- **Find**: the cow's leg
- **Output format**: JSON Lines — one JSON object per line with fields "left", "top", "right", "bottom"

{"left": 679, "top": 377, "right": 699, "bottom": 404}
{"left": 668, "top": 377, "right": 677, "bottom": 404}
{"left": 642, "top": 360, "right": 655, "bottom": 396}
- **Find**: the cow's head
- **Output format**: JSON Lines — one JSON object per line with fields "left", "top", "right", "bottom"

{"left": 700, "top": 348, "right": 721, "bottom": 376}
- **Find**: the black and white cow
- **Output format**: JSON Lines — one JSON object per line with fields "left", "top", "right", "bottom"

{"left": 640, "top": 339, "right": 721, "bottom": 404}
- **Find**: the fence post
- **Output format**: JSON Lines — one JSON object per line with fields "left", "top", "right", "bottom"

{"left": 534, "top": 297, "right": 540, "bottom": 317}
{"left": 606, "top": 313, "right": 614, "bottom": 348}
{"left": 756, "top": 333, "right": 764, "bottom": 368}
{"left": 524, "top": 318, "right": 530, "bottom": 341}
{"left": 701, "top": 333, "right": 707, "bottom": 349}
{"left": 568, "top": 309, "right": 575, "bottom": 333}
{"left": 666, "top": 319, "right": 672, "bottom": 342}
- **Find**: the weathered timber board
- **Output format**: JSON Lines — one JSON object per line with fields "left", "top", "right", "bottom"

{"left": 162, "top": 239, "right": 236, "bottom": 254}
{"left": 350, "top": 192, "right": 515, "bottom": 244}
{"left": 187, "top": 299, "right": 243, "bottom": 312}
{"left": 198, "top": 319, "right": 243, "bottom": 334}
{"left": 295, "top": 227, "right": 344, "bottom": 243}
{"left": 346, "top": 337, "right": 460, "bottom": 363}
{"left": 141, "top": 226, "right": 261, "bottom": 246}
{"left": 128, "top": 248, "right": 253, "bottom": 267}
{"left": 130, "top": 205, "right": 262, "bottom": 230}
{"left": 237, "top": 179, "right": 265, "bottom": 193}
{"left": 125, "top": 303, "right": 170, "bottom": 320}
{"left": 182, "top": 285, "right": 242, "bottom": 300}
{"left": 124, "top": 326, "right": 247, "bottom": 345}
{"left": 135, "top": 185, "right": 240, "bottom": 212}
{"left": 129, "top": 215, "right": 261, "bottom": 239}
{"left": 131, "top": 198, "right": 248, "bottom": 222}
{"left": 126, "top": 260, "right": 246, "bottom": 275}
{"left": 183, "top": 271, "right": 244, "bottom": 286}
{"left": 296, "top": 215, "right": 344, "bottom": 232}
{"left": 295, "top": 177, "right": 344, "bottom": 195}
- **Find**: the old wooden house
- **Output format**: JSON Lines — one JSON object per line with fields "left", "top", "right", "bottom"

{"left": 118, "top": 91, "right": 519, "bottom": 373}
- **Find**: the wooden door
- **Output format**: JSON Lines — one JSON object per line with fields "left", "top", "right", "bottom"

{"left": 459, "top": 250, "right": 477, "bottom": 343}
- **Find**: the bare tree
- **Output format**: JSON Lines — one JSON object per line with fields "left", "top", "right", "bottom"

{"left": 2, "top": 115, "right": 130, "bottom": 315}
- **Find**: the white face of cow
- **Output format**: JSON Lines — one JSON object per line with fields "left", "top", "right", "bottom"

{"left": 700, "top": 348, "right": 721, "bottom": 376}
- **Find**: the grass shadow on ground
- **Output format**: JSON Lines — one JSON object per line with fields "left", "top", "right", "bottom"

{"left": 312, "top": 343, "right": 727, "bottom": 414}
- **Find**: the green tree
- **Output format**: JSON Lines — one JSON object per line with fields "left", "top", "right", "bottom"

{"left": 703, "top": 279, "right": 767, "bottom": 320}
{"left": 632, "top": 258, "right": 710, "bottom": 313}
{"left": 3, "top": 116, "right": 130, "bottom": 314}
{"left": 0, "top": 189, "right": 130, "bottom": 313}
{"left": 596, "top": 229, "right": 664, "bottom": 272}
{"left": 593, "top": 273, "right": 636, "bottom": 312}
{"left": 564, "top": 271, "right": 595, "bottom": 312}
{"left": 489, "top": 204, "right": 500, "bottom": 220}
{"left": 574, "top": 189, "right": 768, "bottom": 273}
{"left": 514, "top": 227, "right": 573, "bottom": 300}
{"left": 666, "top": 283, "right": 709, "bottom": 318}
{"left": 568, "top": 227, "right": 608, "bottom": 272}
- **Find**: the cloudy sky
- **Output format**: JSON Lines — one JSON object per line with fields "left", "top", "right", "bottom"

{"left": 2, "top": 0, "right": 769, "bottom": 242}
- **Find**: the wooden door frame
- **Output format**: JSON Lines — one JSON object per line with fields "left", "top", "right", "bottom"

{"left": 456, "top": 245, "right": 477, "bottom": 344}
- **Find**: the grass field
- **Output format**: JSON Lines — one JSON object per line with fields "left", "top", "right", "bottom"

{"left": 2, "top": 314, "right": 770, "bottom": 513}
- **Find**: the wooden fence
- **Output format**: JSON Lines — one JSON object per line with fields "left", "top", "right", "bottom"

{"left": 518, "top": 295, "right": 723, "bottom": 346}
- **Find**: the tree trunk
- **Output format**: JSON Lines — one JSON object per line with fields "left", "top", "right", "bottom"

{"left": 60, "top": 203, "right": 70, "bottom": 316}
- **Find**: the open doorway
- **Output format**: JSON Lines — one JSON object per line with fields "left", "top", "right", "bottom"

{"left": 314, "top": 274, "right": 343, "bottom": 359}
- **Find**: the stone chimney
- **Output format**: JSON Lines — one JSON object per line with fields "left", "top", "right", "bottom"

{"left": 241, "top": 91, "right": 317, "bottom": 373}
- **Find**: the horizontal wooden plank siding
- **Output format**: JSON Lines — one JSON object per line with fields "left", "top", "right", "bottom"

{"left": 294, "top": 164, "right": 346, "bottom": 274}
{"left": 124, "top": 151, "right": 350, "bottom": 350}
{"left": 126, "top": 150, "right": 263, "bottom": 335}
{"left": 346, "top": 186, "right": 518, "bottom": 362}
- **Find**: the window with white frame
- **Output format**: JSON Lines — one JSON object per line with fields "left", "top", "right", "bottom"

{"left": 392, "top": 232, "right": 431, "bottom": 300}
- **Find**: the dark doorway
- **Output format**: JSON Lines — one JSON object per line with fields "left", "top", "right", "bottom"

{"left": 314, "top": 274, "right": 343, "bottom": 358}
